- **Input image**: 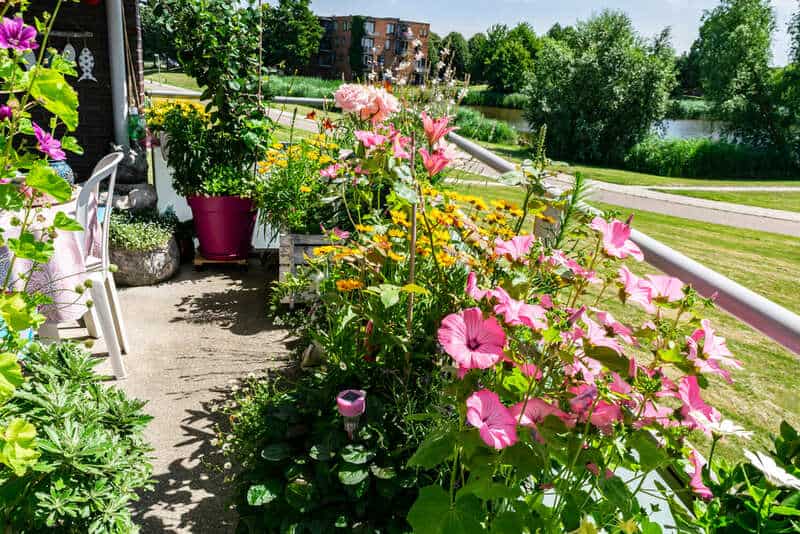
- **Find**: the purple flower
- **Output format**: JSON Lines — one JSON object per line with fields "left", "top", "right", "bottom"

{"left": 0, "top": 105, "right": 11, "bottom": 122}
{"left": 0, "top": 17, "right": 39, "bottom": 52}
{"left": 33, "top": 123, "right": 66, "bottom": 161}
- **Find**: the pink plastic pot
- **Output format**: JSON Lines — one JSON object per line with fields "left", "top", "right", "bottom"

{"left": 187, "top": 195, "right": 257, "bottom": 260}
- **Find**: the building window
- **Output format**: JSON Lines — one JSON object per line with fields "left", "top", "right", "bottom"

{"left": 343, "top": 21, "right": 349, "bottom": 31}
{"left": 332, "top": 22, "right": 337, "bottom": 31}
{"left": 385, "top": 39, "right": 391, "bottom": 50}
{"left": 362, "top": 37, "right": 374, "bottom": 50}
{"left": 387, "top": 23, "right": 395, "bottom": 34}
{"left": 364, "top": 21, "right": 375, "bottom": 34}
{"left": 420, "top": 28, "right": 428, "bottom": 37}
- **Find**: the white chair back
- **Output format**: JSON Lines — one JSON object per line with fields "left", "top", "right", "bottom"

{"left": 76, "top": 152, "right": 124, "bottom": 273}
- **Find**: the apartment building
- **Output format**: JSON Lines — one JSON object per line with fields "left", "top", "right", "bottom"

{"left": 306, "top": 16, "right": 431, "bottom": 83}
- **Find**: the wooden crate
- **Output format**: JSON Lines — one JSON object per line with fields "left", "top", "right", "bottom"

{"left": 278, "top": 233, "right": 328, "bottom": 306}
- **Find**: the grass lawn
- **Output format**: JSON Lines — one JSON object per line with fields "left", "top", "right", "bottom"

{"left": 450, "top": 180, "right": 800, "bottom": 459}
{"left": 661, "top": 190, "right": 800, "bottom": 213}
{"left": 145, "top": 72, "right": 201, "bottom": 92}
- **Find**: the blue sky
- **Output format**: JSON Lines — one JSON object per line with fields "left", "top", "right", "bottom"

{"left": 304, "top": 0, "right": 796, "bottom": 65}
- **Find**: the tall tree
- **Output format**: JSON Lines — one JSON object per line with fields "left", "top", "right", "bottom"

{"left": 546, "top": 22, "right": 578, "bottom": 46}
{"left": 261, "top": 0, "right": 324, "bottom": 72}
{"left": 428, "top": 32, "right": 442, "bottom": 77}
{"left": 442, "top": 32, "right": 470, "bottom": 79}
{"left": 525, "top": 10, "right": 676, "bottom": 163}
{"left": 696, "top": 0, "right": 787, "bottom": 149}
{"left": 675, "top": 41, "right": 703, "bottom": 96}
{"left": 508, "top": 22, "right": 540, "bottom": 58}
{"left": 790, "top": 0, "right": 800, "bottom": 64}
{"left": 467, "top": 32, "right": 488, "bottom": 82}
{"left": 139, "top": 0, "right": 177, "bottom": 60}
{"left": 485, "top": 38, "right": 533, "bottom": 93}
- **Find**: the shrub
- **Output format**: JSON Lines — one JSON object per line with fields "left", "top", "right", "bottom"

{"left": 665, "top": 98, "right": 713, "bottom": 120}
{"left": 0, "top": 342, "right": 153, "bottom": 532}
{"left": 624, "top": 135, "right": 800, "bottom": 178}
{"left": 461, "top": 89, "right": 528, "bottom": 109}
{"left": 265, "top": 75, "right": 342, "bottom": 99}
{"left": 455, "top": 107, "right": 518, "bottom": 144}
{"left": 110, "top": 209, "right": 178, "bottom": 252}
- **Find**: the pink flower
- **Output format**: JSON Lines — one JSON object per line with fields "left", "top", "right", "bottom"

{"left": 437, "top": 308, "right": 506, "bottom": 371}
{"left": 635, "top": 400, "right": 679, "bottom": 429}
{"left": 687, "top": 319, "right": 742, "bottom": 383}
{"left": 0, "top": 17, "right": 38, "bottom": 52}
{"left": 689, "top": 449, "right": 713, "bottom": 500}
{"left": 516, "top": 363, "right": 543, "bottom": 379}
{"left": 0, "top": 105, "right": 11, "bottom": 122}
{"left": 421, "top": 112, "right": 458, "bottom": 146}
{"left": 569, "top": 383, "right": 598, "bottom": 414}
{"left": 511, "top": 398, "right": 573, "bottom": 429}
{"left": 466, "top": 390, "right": 518, "bottom": 449}
{"left": 618, "top": 266, "right": 655, "bottom": 313}
{"left": 320, "top": 163, "right": 341, "bottom": 178}
{"left": 542, "top": 250, "right": 600, "bottom": 284}
{"left": 361, "top": 87, "right": 400, "bottom": 124}
{"left": 435, "top": 139, "right": 459, "bottom": 161}
{"left": 642, "top": 274, "right": 684, "bottom": 303}
{"left": 33, "top": 123, "right": 65, "bottom": 161}
{"left": 354, "top": 130, "right": 388, "bottom": 149}
{"left": 321, "top": 225, "right": 350, "bottom": 241}
{"left": 419, "top": 147, "right": 450, "bottom": 177}
{"left": 334, "top": 84, "right": 371, "bottom": 114}
{"left": 388, "top": 128, "right": 411, "bottom": 159}
{"left": 570, "top": 384, "right": 622, "bottom": 433}
{"left": 494, "top": 235, "right": 535, "bottom": 263}
{"left": 539, "top": 294, "right": 554, "bottom": 309}
{"left": 336, "top": 389, "right": 367, "bottom": 418}
{"left": 591, "top": 217, "right": 644, "bottom": 261}
{"left": 595, "top": 310, "right": 637, "bottom": 346}
{"left": 678, "top": 376, "right": 721, "bottom": 435}
{"left": 465, "top": 272, "right": 489, "bottom": 301}
{"left": 492, "top": 288, "right": 547, "bottom": 330}
{"left": 579, "top": 314, "right": 624, "bottom": 355}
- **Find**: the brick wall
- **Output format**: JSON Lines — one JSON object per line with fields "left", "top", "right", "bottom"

{"left": 22, "top": 0, "right": 144, "bottom": 180}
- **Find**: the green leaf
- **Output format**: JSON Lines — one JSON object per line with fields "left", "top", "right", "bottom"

{"left": 393, "top": 181, "right": 418, "bottom": 205}
{"left": 247, "top": 480, "right": 281, "bottom": 506}
{"left": 60, "top": 136, "right": 83, "bottom": 155}
{"left": 7, "top": 232, "right": 55, "bottom": 263}
{"left": 25, "top": 165, "right": 72, "bottom": 203}
{"left": 585, "top": 345, "right": 630, "bottom": 374}
{"left": 309, "top": 443, "right": 335, "bottom": 461}
{"left": 0, "top": 184, "right": 24, "bottom": 212}
{"left": 372, "top": 284, "right": 401, "bottom": 309}
{"left": 337, "top": 462, "right": 369, "bottom": 485}
{"left": 771, "top": 505, "right": 800, "bottom": 517}
{"left": 284, "top": 479, "right": 314, "bottom": 512}
{"left": 53, "top": 212, "right": 83, "bottom": 232}
{"left": 408, "top": 430, "right": 456, "bottom": 469}
{"left": 340, "top": 444, "right": 374, "bottom": 465}
{"left": 0, "top": 353, "right": 24, "bottom": 404}
{"left": 30, "top": 68, "right": 79, "bottom": 130}
{"left": 261, "top": 443, "right": 291, "bottom": 462}
{"left": 0, "top": 293, "right": 46, "bottom": 331}
{"left": 0, "top": 418, "right": 39, "bottom": 476}
{"left": 657, "top": 344, "right": 684, "bottom": 364}
{"left": 490, "top": 510, "right": 529, "bottom": 534}
{"left": 628, "top": 431, "right": 670, "bottom": 472}
{"left": 369, "top": 464, "right": 397, "bottom": 480}
{"left": 441, "top": 493, "right": 485, "bottom": 534}
{"left": 407, "top": 485, "right": 450, "bottom": 534}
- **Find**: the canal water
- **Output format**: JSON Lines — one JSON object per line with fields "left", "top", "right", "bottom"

{"left": 468, "top": 105, "right": 723, "bottom": 140}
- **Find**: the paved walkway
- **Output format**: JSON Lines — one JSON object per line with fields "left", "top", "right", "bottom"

{"left": 648, "top": 185, "right": 800, "bottom": 192}
{"left": 91, "top": 261, "right": 291, "bottom": 533}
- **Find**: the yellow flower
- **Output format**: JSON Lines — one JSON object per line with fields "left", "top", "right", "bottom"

{"left": 355, "top": 224, "right": 374, "bottom": 233}
{"left": 319, "top": 155, "right": 334, "bottom": 165}
{"left": 336, "top": 279, "right": 364, "bottom": 292}
{"left": 271, "top": 142, "right": 283, "bottom": 149}
{"left": 435, "top": 251, "right": 456, "bottom": 267}
{"left": 388, "top": 250, "right": 405, "bottom": 262}
{"left": 388, "top": 229, "right": 406, "bottom": 238}
{"left": 300, "top": 185, "right": 312, "bottom": 193}
{"left": 313, "top": 246, "right": 335, "bottom": 256}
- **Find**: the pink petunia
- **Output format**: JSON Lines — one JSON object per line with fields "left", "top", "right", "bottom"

{"left": 618, "top": 266, "right": 655, "bottom": 313}
{"left": 492, "top": 288, "right": 547, "bottom": 330}
{"left": 494, "top": 235, "right": 535, "bottom": 263}
{"left": 466, "top": 390, "right": 518, "bottom": 449}
{"left": 0, "top": 17, "right": 38, "bottom": 52}
{"left": 591, "top": 217, "right": 644, "bottom": 261}
{"left": 678, "top": 376, "right": 721, "bottom": 435}
{"left": 687, "top": 319, "right": 742, "bottom": 383}
{"left": 642, "top": 274, "right": 684, "bottom": 303}
{"left": 419, "top": 147, "right": 450, "bottom": 177}
{"left": 33, "top": 123, "right": 65, "bottom": 161}
{"left": 689, "top": 449, "right": 713, "bottom": 500}
{"left": 421, "top": 111, "right": 458, "bottom": 146}
{"left": 354, "top": 130, "right": 388, "bottom": 149}
{"left": 437, "top": 308, "right": 506, "bottom": 371}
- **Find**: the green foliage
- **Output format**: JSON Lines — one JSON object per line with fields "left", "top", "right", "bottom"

{"left": 675, "top": 41, "right": 703, "bottom": 97}
{"left": 467, "top": 33, "right": 488, "bottom": 83}
{"left": 428, "top": 32, "right": 442, "bottom": 77}
{"left": 624, "top": 136, "right": 799, "bottom": 178}
{"left": 455, "top": 107, "right": 518, "bottom": 144}
{"left": 350, "top": 16, "right": 366, "bottom": 79}
{"left": 265, "top": 75, "right": 342, "bottom": 99}
{"left": 260, "top": 0, "right": 324, "bottom": 72}
{"left": 481, "top": 25, "right": 534, "bottom": 93}
{"left": 665, "top": 98, "right": 713, "bottom": 120}
{"left": 0, "top": 342, "right": 153, "bottom": 532}
{"left": 791, "top": 2, "right": 800, "bottom": 65}
{"left": 461, "top": 89, "right": 528, "bottom": 109}
{"left": 525, "top": 10, "right": 676, "bottom": 164}
{"left": 109, "top": 209, "right": 178, "bottom": 252}
{"left": 442, "top": 32, "right": 471, "bottom": 79}
{"left": 140, "top": 0, "right": 177, "bottom": 60}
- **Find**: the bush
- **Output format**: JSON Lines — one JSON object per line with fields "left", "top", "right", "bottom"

{"left": 110, "top": 209, "right": 178, "bottom": 252}
{"left": 455, "top": 107, "right": 518, "bottom": 144}
{"left": 624, "top": 135, "right": 800, "bottom": 178}
{"left": 0, "top": 342, "right": 153, "bottom": 532}
{"left": 665, "top": 98, "right": 713, "bottom": 120}
{"left": 265, "top": 75, "right": 342, "bottom": 99}
{"left": 461, "top": 89, "right": 528, "bottom": 109}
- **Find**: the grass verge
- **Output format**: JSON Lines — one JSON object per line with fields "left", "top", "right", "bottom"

{"left": 661, "top": 190, "right": 800, "bottom": 213}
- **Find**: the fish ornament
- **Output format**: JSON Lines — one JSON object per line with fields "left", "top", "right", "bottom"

{"left": 63, "top": 42, "right": 77, "bottom": 63}
{"left": 78, "top": 47, "right": 97, "bottom": 82}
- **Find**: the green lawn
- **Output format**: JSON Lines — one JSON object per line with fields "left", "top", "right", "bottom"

{"left": 145, "top": 72, "right": 201, "bottom": 92}
{"left": 451, "top": 181, "right": 800, "bottom": 459}
{"left": 661, "top": 190, "right": 800, "bottom": 213}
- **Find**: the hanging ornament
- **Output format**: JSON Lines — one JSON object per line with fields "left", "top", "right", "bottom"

{"left": 63, "top": 42, "right": 76, "bottom": 63}
{"left": 78, "top": 47, "right": 97, "bottom": 82}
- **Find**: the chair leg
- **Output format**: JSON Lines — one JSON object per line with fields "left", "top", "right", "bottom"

{"left": 38, "top": 321, "right": 61, "bottom": 341}
{"left": 83, "top": 307, "right": 101, "bottom": 338}
{"left": 89, "top": 277, "right": 127, "bottom": 379}
{"left": 104, "top": 274, "right": 130, "bottom": 354}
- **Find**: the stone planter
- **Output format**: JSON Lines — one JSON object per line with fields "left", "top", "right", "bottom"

{"left": 279, "top": 233, "right": 329, "bottom": 305}
{"left": 111, "top": 236, "right": 180, "bottom": 286}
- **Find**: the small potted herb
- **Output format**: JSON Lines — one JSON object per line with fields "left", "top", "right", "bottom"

{"left": 109, "top": 209, "right": 180, "bottom": 286}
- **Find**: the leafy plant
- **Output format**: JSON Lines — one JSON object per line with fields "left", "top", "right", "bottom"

{"left": 455, "top": 107, "right": 518, "bottom": 145}
{"left": 109, "top": 209, "right": 178, "bottom": 252}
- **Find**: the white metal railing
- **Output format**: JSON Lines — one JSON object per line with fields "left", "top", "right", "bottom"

{"left": 145, "top": 89, "right": 800, "bottom": 356}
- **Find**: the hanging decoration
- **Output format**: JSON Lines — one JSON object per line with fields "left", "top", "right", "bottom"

{"left": 78, "top": 47, "right": 97, "bottom": 82}
{"left": 62, "top": 42, "right": 77, "bottom": 63}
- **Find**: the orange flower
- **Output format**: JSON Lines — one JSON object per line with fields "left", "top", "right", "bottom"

{"left": 336, "top": 279, "right": 364, "bottom": 292}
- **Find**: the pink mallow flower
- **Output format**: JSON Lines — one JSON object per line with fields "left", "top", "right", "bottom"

{"left": 511, "top": 398, "right": 574, "bottom": 430}
{"left": 569, "top": 384, "right": 622, "bottom": 433}
{"left": 687, "top": 319, "right": 742, "bottom": 383}
{"left": 0, "top": 17, "right": 38, "bottom": 52}
{"left": 581, "top": 314, "right": 624, "bottom": 356}
{"left": 689, "top": 449, "right": 713, "bottom": 500}
{"left": 642, "top": 274, "right": 684, "bottom": 303}
{"left": 419, "top": 147, "right": 450, "bottom": 177}
{"left": 595, "top": 310, "right": 637, "bottom": 346}
{"left": 466, "top": 390, "right": 518, "bottom": 449}
{"left": 0, "top": 105, "right": 11, "bottom": 122}
{"left": 465, "top": 271, "right": 489, "bottom": 301}
{"left": 590, "top": 217, "right": 644, "bottom": 261}
{"left": 320, "top": 163, "right": 341, "bottom": 179}
{"left": 437, "top": 308, "right": 506, "bottom": 371}
{"left": 493, "top": 288, "right": 547, "bottom": 330}
{"left": 354, "top": 130, "right": 388, "bottom": 149}
{"left": 618, "top": 266, "right": 655, "bottom": 314}
{"left": 33, "top": 123, "right": 65, "bottom": 161}
{"left": 678, "top": 375, "right": 721, "bottom": 435}
{"left": 494, "top": 235, "right": 535, "bottom": 263}
{"left": 542, "top": 250, "right": 600, "bottom": 284}
{"left": 421, "top": 111, "right": 458, "bottom": 146}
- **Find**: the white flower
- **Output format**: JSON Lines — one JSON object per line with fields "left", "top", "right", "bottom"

{"left": 223, "top": 462, "right": 232, "bottom": 470}
{"left": 744, "top": 450, "right": 800, "bottom": 489}
{"left": 709, "top": 419, "right": 754, "bottom": 439}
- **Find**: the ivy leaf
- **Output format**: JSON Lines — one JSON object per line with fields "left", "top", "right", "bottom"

{"left": 337, "top": 462, "right": 369, "bottom": 485}
{"left": 407, "top": 485, "right": 450, "bottom": 534}
{"left": 25, "top": 165, "right": 72, "bottom": 203}
{"left": 408, "top": 430, "right": 455, "bottom": 469}
{"left": 246, "top": 480, "right": 281, "bottom": 506}
{"left": 0, "top": 418, "right": 39, "bottom": 477}
{"left": 340, "top": 444, "right": 374, "bottom": 465}
{"left": 53, "top": 212, "right": 83, "bottom": 232}
{"left": 0, "top": 353, "right": 24, "bottom": 404}
{"left": 30, "top": 68, "right": 79, "bottom": 130}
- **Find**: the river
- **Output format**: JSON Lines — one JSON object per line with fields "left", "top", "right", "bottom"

{"left": 467, "top": 105, "right": 723, "bottom": 140}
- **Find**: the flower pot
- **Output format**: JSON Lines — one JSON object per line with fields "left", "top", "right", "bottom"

{"left": 110, "top": 236, "right": 180, "bottom": 286}
{"left": 187, "top": 196, "right": 257, "bottom": 261}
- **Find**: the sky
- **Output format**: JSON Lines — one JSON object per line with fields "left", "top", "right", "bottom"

{"left": 304, "top": 0, "right": 797, "bottom": 66}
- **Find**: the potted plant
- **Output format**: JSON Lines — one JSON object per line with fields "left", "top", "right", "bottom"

{"left": 109, "top": 209, "right": 180, "bottom": 286}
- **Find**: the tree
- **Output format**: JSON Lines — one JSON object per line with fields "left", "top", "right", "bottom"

{"left": 675, "top": 41, "right": 702, "bottom": 96}
{"left": 139, "top": 0, "right": 177, "bottom": 60}
{"left": 508, "top": 22, "right": 540, "bottom": 59}
{"left": 546, "top": 22, "right": 578, "bottom": 46}
{"left": 261, "top": 0, "right": 324, "bottom": 72}
{"left": 790, "top": 0, "right": 800, "bottom": 64}
{"left": 349, "top": 15, "right": 366, "bottom": 79}
{"left": 485, "top": 38, "right": 533, "bottom": 93}
{"left": 525, "top": 10, "right": 676, "bottom": 163}
{"left": 442, "top": 32, "right": 470, "bottom": 79}
{"left": 427, "top": 32, "right": 441, "bottom": 77}
{"left": 467, "top": 32, "right": 488, "bottom": 82}
{"left": 696, "top": 0, "right": 788, "bottom": 150}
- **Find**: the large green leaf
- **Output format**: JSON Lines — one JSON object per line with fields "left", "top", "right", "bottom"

{"left": 407, "top": 485, "right": 450, "bottom": 534}
{"left": 0, "top": 418, "right": 39, "bottom": 476}
{"left": 30, "top": 68, "right": 79, "bottom": 130}
{"left": 0, "top": 293, "right": 45, "bottom": 331}
{"left": 408, "top": 430, "right": 455, "bottom": 469}
{"left": 0, "top": 353, "right": 24, "bottom": 404}
{"left": 53, "top": 212, "right": 83, "bottom": 232}
{"left": 628, "top": 431, "right": 670, "bottom": 472}
{"left": 7, "top": 232, "right": 55, "bottom": 263}
{"left": 0, "top": 184, "right": 24, "bottom": 212}
{"left": 25, "top": 165, "right": 72, "bottom": 203}
{"left": 337, "top": 462, "right": 369, "bottom": 485}
{"left": 246, "top": 480, "right": 281, "bottom": 506}
{"left": 440, "top": 494, "right": 485, "bottom": 534}
{"left": 340, "top": 444, "right": 374, "bottom": 465}
{"left": 261, "top": 442, "right": 291, "bottom": 461}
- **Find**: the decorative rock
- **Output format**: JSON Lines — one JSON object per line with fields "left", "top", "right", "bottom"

{"left": 110, "top": 236, "right": 180, "bottom": 286}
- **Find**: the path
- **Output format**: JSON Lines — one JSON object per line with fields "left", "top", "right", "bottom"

{"left": 93, "top": 261, "right": 291, "bottom": 533}
{"left": 648, "top": 185, "right": 800, "bottom": 192}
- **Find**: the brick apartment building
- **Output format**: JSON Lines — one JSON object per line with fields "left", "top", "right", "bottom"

{"left": 305, "top": 16, "right": 431, "bottom": 83}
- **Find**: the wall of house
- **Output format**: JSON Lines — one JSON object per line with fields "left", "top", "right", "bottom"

{"left": 23, "top": 0, "right": 144, "bottom": 180}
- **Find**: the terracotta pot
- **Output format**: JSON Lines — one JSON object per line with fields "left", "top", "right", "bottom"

{"left": 187, "top": 196, "right": 256, "bottom": 260}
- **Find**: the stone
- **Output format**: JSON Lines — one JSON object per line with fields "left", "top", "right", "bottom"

{"left": 111, "top": 236, "right": 180, "bottom": 286}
